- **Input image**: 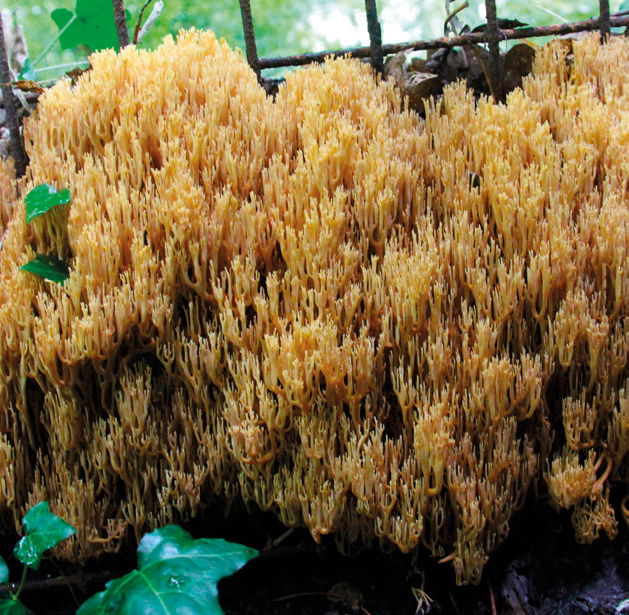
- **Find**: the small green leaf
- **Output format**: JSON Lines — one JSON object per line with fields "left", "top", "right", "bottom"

{"left": 14, "top": 502, "right": 75, "bottom": 571}
{"left": 76, "top": 526, "right": 258, "bottom": 615}
{"left": 620, "top": 0, "right": 629, "bottom": 11}
{"left": 0, "top": 595, "right": 26, "bottom": 615}
{"left": 21, "top": 255, "right": 70, "bottom": 284}
{"left": 18, "top": 58, "right": 37, "bottom": 82}
{"left": 51, "top": 0, "right": 132, "bottom": 52}
{"left": 25, "top": 184, "right": 71, "bottom": 223}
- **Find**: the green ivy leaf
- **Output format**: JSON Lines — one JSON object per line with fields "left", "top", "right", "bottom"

{"left": 0, "top": 557, "right": 7, "bottom": 586}
{"left": 51, "top": 0, "right": 131, "bottom": 52}
{"left": 25, "top": 184, "right": 71, "bottom": 223}
{"left": 76, "top": 526, "right": 258, "bottom": 615}
{"left": 21, "top": 255, "right": 70, "bottom": 284}
{"left": 13, "top": 502, "right": 76, "bottom": 570}
{"left": 18, "top": 58, "right": 37, "bottom": 82}
{"left": 0, "top": 595, "right": 26, "bottom": 615}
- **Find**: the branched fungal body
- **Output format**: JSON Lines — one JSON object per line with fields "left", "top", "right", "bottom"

{"left": 0, "top": 30, "right": 626, "bottom": 585}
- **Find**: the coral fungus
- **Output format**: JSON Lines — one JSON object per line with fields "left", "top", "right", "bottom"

{"left": 0, "top": 30, "right": 627, "bottom": 584}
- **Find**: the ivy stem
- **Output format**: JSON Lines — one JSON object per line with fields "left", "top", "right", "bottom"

{"left": 13, "top": 565, "right": 28, "bottom": 600}
{"left": 34, "top": 61, "right": 90, "bottom": 74}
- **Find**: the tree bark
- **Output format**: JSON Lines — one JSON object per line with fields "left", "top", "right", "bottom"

{"left": 238, "top": 0, "right": 261, "bottom": 83}
{"left": 599, "top": 0, "right": 611, "bottom": 40}
{"left": 0, "top": 16, "right": 27, "bottom": 177}
{"left": 112, "top": 0, "right": 130, "bottom": 49}
{"left": 484, "top": 0, "right": 502, "bottom": 101}
{"left": 365, "top": 0, "right": 384, "bottom": 73}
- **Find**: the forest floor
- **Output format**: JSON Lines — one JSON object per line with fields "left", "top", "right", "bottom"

{"left": 4, "top": 495, "right": 627, "bottom": 615}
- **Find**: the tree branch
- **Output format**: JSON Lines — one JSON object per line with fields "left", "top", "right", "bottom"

{"left": 599, "top": 0, "right": 611, "bottom": 40}
{"left": 238, "top": 0, "right": 261, "bottom": 83}
{"left": 484, "top": 0, "right": 501, "bottom": 101}
{"left": 112, "top": 0, "right": 130, "bottom": 49}
{"left": 364, "top": 0, "right": 384, "bottom": 73}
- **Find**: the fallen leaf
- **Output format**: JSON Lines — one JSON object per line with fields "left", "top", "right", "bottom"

{"left": 10, "top": 80, "right": 45, "bottom": 94}
{"left": 66, "top": 64, "right": 92, "bottom": 85}
{"left": 470, "top": 18, "right": 528, "bottom": 33}
{"left": 503, "top": 43, "right": 536, "bottom": 91}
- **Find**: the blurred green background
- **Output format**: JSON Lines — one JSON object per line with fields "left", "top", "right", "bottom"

{"left": 0, "top": 0, "right": 623, "bottom": 79}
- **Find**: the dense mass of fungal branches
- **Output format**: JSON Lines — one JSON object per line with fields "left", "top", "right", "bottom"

{"left": 0, "top": 30, "right": 626, "bottom": 584}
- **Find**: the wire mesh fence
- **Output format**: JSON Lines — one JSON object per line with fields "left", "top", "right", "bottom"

{"left": 235, "top": 0, "right": 628, "bottom": 77}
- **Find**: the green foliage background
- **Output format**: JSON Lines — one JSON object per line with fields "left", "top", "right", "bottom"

{"left": 1, "top": 0, "right": 623, "bottom": 78}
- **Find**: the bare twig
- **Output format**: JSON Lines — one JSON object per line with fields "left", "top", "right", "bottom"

{"left": 258, "top": 13, "right": 629, "bottom": 70}
{"left": 444, "top": 2, "right": 470, "bottom": 36}
{"left": 133, "top": 0, "right": 163, "bottom": 45}
{"left": 133, "top": 0, "right": 154, "bottom": 44}
{"left": 364, "top": 0, "right": 384, "bottom": 73}
{"left": 599, "top": 0, "right": 611, "bottom": 40}
{"left": 0, "top": 16, "right": 27, "bottom": 177}
{"left": 484, "top": 0, "right": 501, "bottom": 101}
{"left": 238, "top": 0, "right": 261, "bottom": 83}
{"left": 112, "top": 0, "right": 130, "bottom": 49}
{"left": 488, "top": 582, "right": 497, "bottom": 615}
{"left": 0, "top": 569, "right": 115, "bottom": 595}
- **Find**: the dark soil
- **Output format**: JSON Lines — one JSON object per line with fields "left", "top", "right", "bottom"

{"left": 217, "top": 501, "right": 628, "bottom": 615}
{"left": 2, "top": 497, "right": 627, "bottom": 615}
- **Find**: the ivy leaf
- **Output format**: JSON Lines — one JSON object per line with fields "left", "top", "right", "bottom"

{"left": 0, "top": 557, "right": 7, "bottom": 585}
{"left": 25, "top": 184, "right": 71, "bottom": 223}
{"left": 51, "top": 0, "right": 131, "bottom": 52}
{"left": 0, "top": 595, "right": 26, "bottom": 615}
{"left": 21, "top": 255, "right": 70, "bottom": 284}
{"left": 17, "top": 58, "right": 37, "bottom": 82}
{"left": 13, "top": 502, "right": 75, "bottom": 571}
{"left": 76, "top": 526, "right": 259, "bottom": 615}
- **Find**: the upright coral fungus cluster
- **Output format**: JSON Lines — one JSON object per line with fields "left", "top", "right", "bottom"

{"left": 0, "top": 30, "right": 627, "bottom": 584}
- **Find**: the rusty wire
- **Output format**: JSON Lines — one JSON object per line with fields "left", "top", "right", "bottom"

{"left": 256, "top": 12, "right": 629, "bottom": 70}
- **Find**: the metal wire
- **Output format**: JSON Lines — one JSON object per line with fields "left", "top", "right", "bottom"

{"left": 255, "top": 13, "right": 629, "bottom": 71}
